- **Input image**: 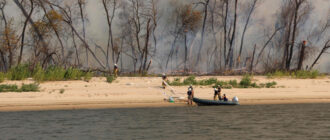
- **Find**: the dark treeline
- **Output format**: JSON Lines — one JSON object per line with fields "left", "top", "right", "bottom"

{"left": 0, "top": 0, "right": 328, "bottom": 75}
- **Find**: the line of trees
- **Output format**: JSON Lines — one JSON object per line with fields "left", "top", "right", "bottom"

{"left": 0, "top": 0, "right": 328, "bottom": 74}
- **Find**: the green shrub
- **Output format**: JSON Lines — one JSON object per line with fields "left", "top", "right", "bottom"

{"left": 166, "top": 75, "right": 279, "bottom": 89}
{"left": 168, "top": 78, "right": 182, "bottom": 86}
{"left": 266, "top": 81, "right": 277, "bottom": 88}
{"left": 198, "top": 78, "right": 218, "bottom": 86}
{"left": 0, "top": 72, "right": 5, "bottom": 83}
{"left": 0, "top": 84, "right": 18, "bottom": 92}
{"left": 83, "top": 71, "right": 93, "bottom": 82}
{"left": 21, "top": 83, "right": 39, "bottom": 92}
{"left": 239, "top": 75, "right": 252, "bottom": 88}
{"left": 183, "top": 75, "right": 197, "bottom": 85}
{"left": 106, "top": 75, "right": 116, "bottom": 83}
{"left": 59, "top": 89, "right": 65, "bottom": 94}
{"left": 251, "top": 82, "right": 258, "bottom": 88}
{"left": 214, "top": 80, "right": 228, "bottom": 87}
{"left": 310, "top": 70, "right": 320, "bottom": 79}
{"left": 8, "top": 64, "right": 31, "bottom": 80}
{"left": 294, "top": 70, "right": 320, "bottom": 79}
{"left": 229, "top": 80, "right": 238, "bottom": 87}
{"left": 267, "top": 70, "right": 321, "bottom": 79}
{"left": 32, "top": 64, "right": 45, "bottom": 82}
{"left": 0, "top": 83, "right": 39, "bottom": 92}
{"left": 222, "top": 84, "right": 233, "bottom": 89}
{"left": 44, "top": 66, "right": 66, "bottom": 81}
{"left": 65, "top": 67, "right": 83, "bottom": 80}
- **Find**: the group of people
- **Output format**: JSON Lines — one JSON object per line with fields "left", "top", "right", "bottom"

{"left": 161, "top": 74, "right": 229, "bottom": 105}
{"left": 185, "top": 85, "right": 228, "bottom": 105}
{"left": 213, "top": 85, "right": 228, "bottom": 101}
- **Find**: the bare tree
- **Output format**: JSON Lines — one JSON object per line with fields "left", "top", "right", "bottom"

{"left": 237, "top": 0, "right": 257, "bottom": 68}
{"left": 14, "top": 0, "right": 51, "bottom": 67}
{"left": 48, "top": 1, "right": 107, "bottom": 69}
{"left": 222, "top": 0, "right": 228, "bottom": 69}
{"left": 164, "top": 4, "right": 201, "bottom": 73}
{"left": 17, "top": 0, "right": 34, "bottom": 65}
{"left": 102, "top": 0, "right": 117, "bottom": 70}
{"left": 77, "top": 0, "right": 88, "bottom": 67}
{"left": 309, "top": 40, "right": 330, "bottom": 70}
{"left": 255, "top": 27, "right": 282, "bottom": 67}
{"left": 38, "top": 0, "right": 65, "bottom": 64}
{"left": 285, "top": 0, "right": 310, "bottom": 70}
{"left": 195, "top": 0, "right": 209, "bottom": 66}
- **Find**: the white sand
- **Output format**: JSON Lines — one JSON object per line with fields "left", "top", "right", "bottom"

{"left": 0, "top": 76, "right": 329, "bottom": 111}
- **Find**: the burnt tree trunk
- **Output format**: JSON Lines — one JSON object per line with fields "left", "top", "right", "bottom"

{"left": 196, "top": 0, "right": 209, "bottom": 65}
{"left": 297, "top": 41, "right": 306, "bottom": 70}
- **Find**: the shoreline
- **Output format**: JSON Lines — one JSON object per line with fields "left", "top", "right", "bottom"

{"left": 1, "top": 98, "right": 330, "bottom": 112}
{"left": 0, "top": 76, "right": 329, "bottom": 112}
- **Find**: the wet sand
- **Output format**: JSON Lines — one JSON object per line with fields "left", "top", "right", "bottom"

{"left": 0, "top": 76, "right": 329, "bottom": 111}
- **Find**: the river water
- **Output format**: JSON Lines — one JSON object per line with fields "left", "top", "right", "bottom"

{"left": 0, "top": 104, "right": 330, "bottom": 140}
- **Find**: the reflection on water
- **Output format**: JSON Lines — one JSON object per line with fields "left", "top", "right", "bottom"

{"left": 0, "top": 104, "right": 330, "bottom": 140}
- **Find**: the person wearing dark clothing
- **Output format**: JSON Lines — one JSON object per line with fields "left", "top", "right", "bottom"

{"left": 161, "top": 73, "right": 168, "bottom": 89}
{"left": 223, "top": 94, "right": 228, "bottom": 101}
{"left": 217, "top": 86, "right": 222, "bottom": 100}
{"left": 187, "top": 86, "right": 194, "bottom": 105}
{"left": 214, "top": 88, "right": 220, "bottom": 100}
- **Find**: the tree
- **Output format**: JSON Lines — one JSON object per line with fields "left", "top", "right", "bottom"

{"left": 225, "top": 0, "right": 238, "bottom": 69}
{"left": 285, "top": 0, "right": 310, "bottom": 70}
{"left": 195, "top": 0, "right": 210, "bottom": 66}
{"left": 38, "top": 0, "right": 65, "bottom": 64}
{"left": 237, "top": 0, "right": 258, "bottom": 68}
{"left": 17, "top": 0, "right": 34, "bottom": 65}
{"left": 47, "top": 1, "right": 107, "bottom": 69}
{"left": 309, "top": 40, "right": 329, "bottom": 70}
{"left": 164, "top": 4, "right": 201, "bottom": 73}
{"left": 102, "top": 0, "right": 117, "bottom": 70}
{"left": 77, "top": 0, "right": 89, "bottom": 67}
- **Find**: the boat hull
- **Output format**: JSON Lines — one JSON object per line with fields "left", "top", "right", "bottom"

{"left": 193, "top": 98, "right": 239, "bottom": 106}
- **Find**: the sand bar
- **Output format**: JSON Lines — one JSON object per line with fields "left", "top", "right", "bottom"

{"left": 0, "top": 76, "right": 329, "bottom": 112}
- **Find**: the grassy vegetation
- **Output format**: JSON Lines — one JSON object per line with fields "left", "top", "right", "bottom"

{"left": 7, "top": 64, "right": 31, "bottom": 80}
{"left": 106, "top": 75, "right": 117, "bottom": 83}
{"left": 266, "top": 70, "right": 323, "bottom": 79}
{"left": 167, "top": 75, "right": 277, "bottom": 89}
{"left": 59, "top": 89, "right": 65, "bottom": 94}
{"left": 0, "top": 83, "right": 39, "bottom": 92}
{"left": 2, "top": 64, "right": 94, "bottom": 82}
{"left": 0, "top": 72, "right": 5, "bottom": 83}
{"left": 21, "top": 83, "right": 40, "bottom": 92}
{"left": 83, "top": 71, "right": 93, "bottom": 82}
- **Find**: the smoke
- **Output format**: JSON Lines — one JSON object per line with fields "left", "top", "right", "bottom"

{"left": 81, "top": 0, "right": 330, "bottom": 72}
{"left": 3, "top": 0, "right": 330, "bottom": 73}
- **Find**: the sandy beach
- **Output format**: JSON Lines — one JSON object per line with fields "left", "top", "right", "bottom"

{"left": 0, "top": 76, "right": 329, "bottom": 111}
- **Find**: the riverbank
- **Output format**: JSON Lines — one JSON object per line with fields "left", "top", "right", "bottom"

{"left": 0, "top": 76, "right": 329, "bottom": 112}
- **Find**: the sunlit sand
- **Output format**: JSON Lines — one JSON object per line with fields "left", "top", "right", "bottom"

{"left": 0, "top": 76, "right": 329, "bottom": 111}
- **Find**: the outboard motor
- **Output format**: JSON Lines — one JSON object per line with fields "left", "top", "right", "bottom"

{"left": 232, "top": 96, "right": 239, "bottom": 103}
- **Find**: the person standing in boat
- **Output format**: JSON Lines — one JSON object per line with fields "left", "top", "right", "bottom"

{"left": 214, "top": 88, "right": 220, "bottom": 100}
{"left": 161, "top": 73, "right": 168, "bottom": 89}
{"left": 223, "top": 94, "right": 228, "bottom": 101}
{"left": 113, "top": 64, "right": 119, "bottom": 77}
{"left": 187, "top": 85, "right": 194, "bottom": 105}
{"left": 217, "top": 85, "right": 222, "bottom": 100}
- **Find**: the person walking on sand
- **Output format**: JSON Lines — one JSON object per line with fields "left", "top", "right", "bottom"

{"left": 187, "top": 85, "right": 194, "bottom": 105}
{"left": 113, "top": 64, "right": 119, "bottom": 77}
{"left": 161, "top": 73, "right": 168, "bottom": 89}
